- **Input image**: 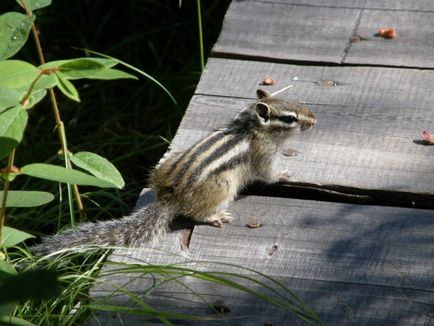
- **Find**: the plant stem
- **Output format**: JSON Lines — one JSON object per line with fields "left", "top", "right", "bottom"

{"left": 0, "top": 150, "right": 16, "bottom": 246}
{"left": 196, "top": 0, "right": 205, "bottom": 71}
{"left": 21, "top": 0, "right": 85, "bottom": 223}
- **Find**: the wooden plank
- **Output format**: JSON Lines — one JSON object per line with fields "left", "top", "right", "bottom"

{"left": 89, "top": 195, "right": 434, "bottom": 325}
{"left": 212, "top": 1, "right": 359, "bottom": 64}
{"left": 345, "top": 9, "right": 434, "bottom": 68}
{"left": 90, "top": 274, "right": 433, "bottom": 325}
{"left": 196, "top": 58, "right": 434, "bottom": 108}
{"left": 214, "top": 1, "right": 434, "bottom": 67}
{"left": 172, "top": 58, "right": 434, "bottom": 198}
{"left": 253, "top": 0, "right": 434, "bottom": 12}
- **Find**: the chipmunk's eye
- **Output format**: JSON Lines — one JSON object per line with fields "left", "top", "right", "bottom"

{"left": 278, "top": 115, "right": 298, "bottom": 124}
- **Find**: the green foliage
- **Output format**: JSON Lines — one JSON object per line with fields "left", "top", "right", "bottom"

{"left": 0, "top": 0, "right": 158, "bottom": 248}
{"left": 0, "top": 191, "right": 54, "bottom": 207}
{"left": 54, "top": 71, "right": 80, "bottom": 102}
{"left": 0, "top": 259, "right": 17, "bottom": 278}
{"left": 0, "top": 106, "right": 27, "bottom": 160}
{"left": 0, "top": 315, "right": 36, "bottom": 326}
{"left": 0, "top": 12, "right": 35, "bottom": 60}
{"left": 71, "top": 151, "right": 125, "bottom": 189}
{"left": 21, "top": 163, "right": 121, "bottom": 188}
{"left": 0, "top": 266, "right": 60, "bottom": 325}
{"left": 0, "top": 88, "right": 21, "bottom": 110}
{"left": 0, "top": 60, "right": 40, "bottom": 90}
{"left": 16, "top": 0, "right": 51, "bottom": 12}
{"left": 0, "top": 269, "right": 60, "bottom": 304}
{"left": 0, "top": 3, "right": 170, "bottom": 323}
{"left": 1, "top": 226, "right": 34, "bottom": 248}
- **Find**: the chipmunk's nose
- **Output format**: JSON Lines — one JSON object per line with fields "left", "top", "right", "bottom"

{"left": 301, "top": 113, "right": 317, "bottom": 130}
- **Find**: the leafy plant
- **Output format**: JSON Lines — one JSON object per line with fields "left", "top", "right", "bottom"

{"left": 0, "top": 0, "right": 174, "bottom": 322}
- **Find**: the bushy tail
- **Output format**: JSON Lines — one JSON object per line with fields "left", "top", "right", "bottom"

{"left": 31, "top": 202, "right": 176, "bottom": 256}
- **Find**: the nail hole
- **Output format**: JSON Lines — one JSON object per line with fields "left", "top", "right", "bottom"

{"left": 318, "top": 80, "right": 338, "bottom": 87}
{"left": 268, "top": 245, "right": 278, "bottom": 256}
{"left": 213, "top": 300, "right": 231, "bottom": 314}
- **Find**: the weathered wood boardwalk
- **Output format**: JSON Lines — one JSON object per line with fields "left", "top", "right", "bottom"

{"left": 89, "top": 1, "right": 434, "bottom": 325}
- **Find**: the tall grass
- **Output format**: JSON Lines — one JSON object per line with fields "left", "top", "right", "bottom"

{"left": 7, "top": 247, "right": 319, "bottom": 325}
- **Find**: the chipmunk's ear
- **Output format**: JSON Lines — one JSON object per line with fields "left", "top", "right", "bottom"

{"left": 256, "top": 102, "right": 271, "bottom": 123}
{"left": 256, "top": 89, "right": 272, "bottom": 99}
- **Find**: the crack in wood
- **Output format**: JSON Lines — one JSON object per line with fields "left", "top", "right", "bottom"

{"left": 211, "top": 51, "right": 434, "bottom": 70}
{"left": 341, "top": 8, "right": 364, "bottom": 63}
{"left": 244, "top": 182, "right": 434, "bottom": 210}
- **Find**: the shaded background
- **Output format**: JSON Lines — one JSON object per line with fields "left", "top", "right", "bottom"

{"left": 0, "top": 0, "right": 230, "bottom": 235}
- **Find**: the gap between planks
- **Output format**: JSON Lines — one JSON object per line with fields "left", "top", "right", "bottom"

{"left": 211, "top": 52, "right": 434, "bottom": 71}
{"left": 252, "top": 0, "right": 434, "bottom": 13}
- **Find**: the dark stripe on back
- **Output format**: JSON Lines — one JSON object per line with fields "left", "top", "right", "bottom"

{"left": 209, "top": 152, "right": 249, "bottom": 177}
{"left": 172, "top": 131, "right": 226, "bottom": 184}
{"left": 186, "top": 134, "right": 246, "bottom": 184}
{"left": 167, "top": 151, "right": 189, "bottom": 176}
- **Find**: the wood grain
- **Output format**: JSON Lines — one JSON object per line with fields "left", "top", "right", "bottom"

{"left": 89, "top": 195, "right": 434, "bottom": 325}
{"left": 253, "top": 0, "right": 434, "bottom": 12}
{"left": 345, "top": 9, "right": 434, "bottom": 68}
{"left": 213, "top": 1, "right": 358, "bottom": 64}
{"left": 214, "top": 1, "right": 434, "bottom": 67}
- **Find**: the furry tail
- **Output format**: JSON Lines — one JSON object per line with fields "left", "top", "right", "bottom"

{"left": 31, "top": 202, "right": 176, "bottom": 256}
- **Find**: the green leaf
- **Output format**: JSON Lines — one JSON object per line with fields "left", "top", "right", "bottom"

{"left": 0, "top": 13, "right": 35, "bottom": 60}
{"left": 83, "top": 49, "right": 177, "bottom": 104}
{"left": 0, "top": 315, "right": 36, "bottom": 326}
{"left": 0, "top": 60, "right": 38, "bottom": 90}
{"left": 16, "top": 0, "right": 52, "bottom": 11}
{"left": 0, "top": 106, "right": 28, "bottom": 160}
{"left": 59, "top": 58, "right": 106, "bottom": 70}
{"left": 21, "top": 88, "right": 47, "bottom": 109}
{"left": 0, "top": 191, "right": 54, "bottom": 207}
{"left": 0, "top": 88, "right": 21, "bottom": 111}
{"left": 65, "top": 67, "right": 136, "bottom": 80}
{"left": 0, "top": 269, "right": 60, "bottom": 304}
{"left": 0, "top": 260, "right": 17, "bottom": 280}
{"left": 0, "top": 303, "right": 16, "bottom": 318}
{"left": 21, "top": 163, "right": 118, "bottom": 188}
{"left": 0, "top": 261, "right": 16, "bottom": 275}
{"left": 32, "top": 73, "right": 56, "bottom": 91}
{"left": 1, "top": 226, "right": 34, "bottom": 248}
{"left": 58, "top": 58, "right": 136, "bottom": 80}
{"left": 54, "top": 72, "right": 80, "bottom": 102}
{"left": 39, "top": 58, "right": 136, "bottom": 81}
{"left": 71, "top": 151, "right": 125, "bottom": 189}
{"left": 40, "top": 57, "right": 118, "bottom": 70}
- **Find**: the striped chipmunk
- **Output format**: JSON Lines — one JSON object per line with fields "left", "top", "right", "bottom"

{"left": 33, "top": 88, "right": 316, "bottom": 255}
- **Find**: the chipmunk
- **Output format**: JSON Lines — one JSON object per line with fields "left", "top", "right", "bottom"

{"left": 32, "top": 89, "right": 316, "bottom": 255}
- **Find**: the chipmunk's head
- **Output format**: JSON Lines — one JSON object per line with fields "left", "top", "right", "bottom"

{"left": 233, "top": 89, "right": 316, "bottom": 136}
{"left": 254, "top": 89, "right": 316, "bottom": 132}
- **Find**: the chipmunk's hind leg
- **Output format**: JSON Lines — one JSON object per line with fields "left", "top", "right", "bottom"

{"left": 183, "top": 173, "right": 237, "bottom": 228}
